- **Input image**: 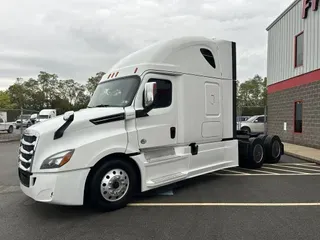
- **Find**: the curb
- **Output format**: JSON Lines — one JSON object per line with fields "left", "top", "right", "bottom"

{"left": 284, "top": 151, "right": 320, "bottom": 165}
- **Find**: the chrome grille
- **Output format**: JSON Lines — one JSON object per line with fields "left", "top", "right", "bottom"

{"left": 18, "top": 132, "right": 38, "bottom": 172}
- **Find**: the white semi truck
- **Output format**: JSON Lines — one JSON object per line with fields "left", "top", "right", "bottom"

{"left": 18, "top": 36, "right": 284, "bottom": 211}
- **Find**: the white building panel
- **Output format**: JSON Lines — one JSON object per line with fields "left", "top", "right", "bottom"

{"left": 266, "top": 0, "right": 320, "bottom": 86}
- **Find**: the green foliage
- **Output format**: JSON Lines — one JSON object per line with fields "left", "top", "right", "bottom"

{"left": 0, "top": 90, "right": 16, "bottom": 109}
{"left": 86, "top": 71, "right": 105, "bottom": 96}
{"left": 1, "top": 71, "right": 105, "bottom": 113}
{"left": 236, "top": 74, "right": 267, "bottom": 116}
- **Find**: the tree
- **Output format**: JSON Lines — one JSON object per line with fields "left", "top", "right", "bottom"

{"left": 6, "top": 71, "right": 94, "bottom": 113}
{"left": 237, "top": 74, "right": 267, "bottom": 116}
{"left": 7, "top": 79, "right": 26, "bottom": 109}
{"left": 86, "top": 71, "right": 105, "bottom": 96}
{"left": 74, "top": 91, "right": 90, "bottom": 111}
{"left": 0, "top": 90, "right": 16, "bottom": 109}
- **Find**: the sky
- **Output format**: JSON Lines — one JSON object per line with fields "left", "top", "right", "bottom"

{"left": 0, "top": 0, "right": 294, "bottom": 90}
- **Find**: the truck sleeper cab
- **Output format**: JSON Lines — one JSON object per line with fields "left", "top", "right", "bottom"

{"left": 18, "top": 36, "right": 284, "bottom": 211}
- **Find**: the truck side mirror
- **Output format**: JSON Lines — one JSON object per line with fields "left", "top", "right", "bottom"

{"left": 63, "top": 111, "right": 74, "bottom": 122}
{"left": 144, "top": 82, "right": 157, "bottom": 108}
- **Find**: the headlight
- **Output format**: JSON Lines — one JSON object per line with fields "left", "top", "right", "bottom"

{"left": 40, "top": 149, "right": 75, "bottom": 169}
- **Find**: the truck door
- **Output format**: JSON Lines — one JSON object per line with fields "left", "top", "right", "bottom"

{"left": 135, "top": 73, "right": 178, "bottom": 149}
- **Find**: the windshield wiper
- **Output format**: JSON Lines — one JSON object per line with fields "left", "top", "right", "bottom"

{"left": 87, "top": 104, "right": 121, "bottom": 108}
{"left": 88, "top": 104, "right": 111, "bottom": 108}
{"left": 96, "top": 104, "right": 111, "bottom": 107}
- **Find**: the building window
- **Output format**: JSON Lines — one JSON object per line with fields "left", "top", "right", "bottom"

{"left": 294, "top": 32, "right": 304, "bottom": 67}
{"left": 147, "top": 79, "right": 172, "bottom": 108}
{"left": 294, "top": 101, "right": 302, "bottom": 133}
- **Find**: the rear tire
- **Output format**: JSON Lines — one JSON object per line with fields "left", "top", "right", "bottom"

{"left": 88, "top": 158, "right": 138, "bottom": 212}
{"left": 257, "top": 134, "right": 267, "bottom": 142}
{"left": 264, "top": 135, "right": 282, "bottom": 164}
{"left": 240, "top": 137, "right": 265, "bottom": 169}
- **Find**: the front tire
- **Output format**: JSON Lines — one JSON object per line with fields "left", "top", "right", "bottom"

{"left": 241, "top": 126, "right": 251, "bottom": 134}
{"left": 7, "top": 126, "right": 13, "bottom": 134}
{"left": 88, "top": 158, "right": 138, "bottom": 212}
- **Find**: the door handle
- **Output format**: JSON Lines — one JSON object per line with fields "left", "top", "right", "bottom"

{"left": 170, "top": 127, "right": 176, "bottom": 139}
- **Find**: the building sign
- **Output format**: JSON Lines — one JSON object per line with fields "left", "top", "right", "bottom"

{"left": 302, "top": 0, "right": 319, "bottom": 18}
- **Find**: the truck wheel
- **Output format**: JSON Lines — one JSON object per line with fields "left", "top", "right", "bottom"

{"left": 243, "top": 137, "right": 265, "bottom": 169}
{"left": 88, "top": 159, "right": 138, "bottom": 212}
{"left": 241, "top": 127, "right": 251, "bottom": 134}
{"left": 7, "top": 126, "right": 13, "bottom": 134}
{"left": 264, "top": 135, "right": 282, "bottom": 164}
{"left": 257, "top": 134, "right": 267, "bottom": 142}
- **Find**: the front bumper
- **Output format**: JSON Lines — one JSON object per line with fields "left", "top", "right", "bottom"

{"left": 19, "top": 168, "right": 90, "bottom": 206}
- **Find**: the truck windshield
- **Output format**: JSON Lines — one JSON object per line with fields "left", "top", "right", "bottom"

{"left": 88, "top": 76, "right": 141, "bottom": 108}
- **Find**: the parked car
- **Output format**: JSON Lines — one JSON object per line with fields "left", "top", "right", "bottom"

{"left": 15, "top": 114, "right": 32, "bottom": 129}
{"left": 237, "top": 115, "right": 267, "bottom": 134}
{"left": 0, "top": 116, "right": 14, "bottom": 133}
{"left": 237, "top": 116, "right": 250, "bottom": 122}
{"left": 28, "top": 114, "right": 38, "bottom": 126}
{"left": 236, "top": 116, "right": 251, "bottom": 131}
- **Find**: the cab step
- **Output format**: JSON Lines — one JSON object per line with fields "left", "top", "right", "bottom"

{"left": 146, "top": 172, "right": 188, "bottom": 187}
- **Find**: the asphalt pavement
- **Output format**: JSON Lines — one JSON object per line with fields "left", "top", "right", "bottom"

{"left": 1, "top": 141, "right": 320, "bottom": 240}
{"left": 0, "top": 129, "right": 21, "bottom": 143}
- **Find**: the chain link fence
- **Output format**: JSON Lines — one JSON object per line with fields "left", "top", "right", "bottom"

{"left": 0, "top": 108, "right": 39, "bottom": 142}
{"left": 236, "top": 105, "right": 268, "bottom": 135}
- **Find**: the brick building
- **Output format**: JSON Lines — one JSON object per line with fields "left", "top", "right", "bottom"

{"left": 266, "top": 0, "right": 320, "bottom": 149}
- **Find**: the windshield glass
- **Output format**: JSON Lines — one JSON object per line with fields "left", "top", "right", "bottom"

{"left": 88, "top": 76, "right": 141, "bottom": 108}
{"left": 246, "top": 116, "right": 257, "bottom": 122}
{"left": 38, "top": 115, "right": 49, "bottom": 119}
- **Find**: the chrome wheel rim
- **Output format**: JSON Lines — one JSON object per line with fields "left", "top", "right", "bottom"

{"left": 253, "top": 144, "right": 264, "bottom": 163}
{"left": 272, "top": 140, "right": 281, "bottom": 159}
{"left": 100, "top": 169, "right": 129, "bottom": 202}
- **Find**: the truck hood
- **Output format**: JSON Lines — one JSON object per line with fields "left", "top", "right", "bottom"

{"left": 27, "top": 107, "right": 125, "bottom": 135}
